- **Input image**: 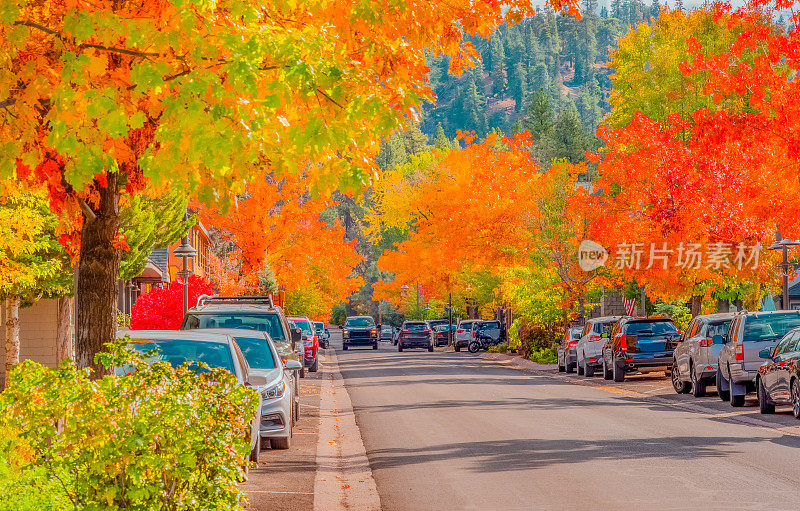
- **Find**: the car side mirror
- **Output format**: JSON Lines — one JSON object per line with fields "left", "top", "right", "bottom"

{"left": 758, "top": 348, "right": 773, "bottom": 360}
{"left": 247, "top": 374, "right": 269, "bottom": 387}
{"left": 291, "top": 327, "right": 302, "bottom": 344}
{"left": 283, "top": 359, "right": 302, "bottom": 371}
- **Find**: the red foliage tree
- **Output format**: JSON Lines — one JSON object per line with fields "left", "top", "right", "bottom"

{"left": 130, "top": 276, "right": 213, "bottom": 330}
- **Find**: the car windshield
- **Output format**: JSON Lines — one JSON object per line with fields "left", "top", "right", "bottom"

{"left": 182, "top": 312, "right": 286, "bottom": 341}
{"left": 233, "top": 336, "right": 276, "bottom": 370}
{"left": 459, "top": 323, "right": 474, "bottom": 330}
{"left": 405, "top": 322, "right": 427, "bottom": 331}
{"left": 479, "top": 322, "right": 501, "bottom": 330}
{"left": 382, "top": 326, "right": 393, "bottom": 332}
{"left": 128, "top": 339, "right": 235, "bottom": 374}
{"left": 314, "top": 321, "right": 324, "bottom": 331}
{"left": 569, "top": 328, "right": 582, "bottom": 339}
{"left": 626, "top": 321, "right": 677, "bottom": 335}
{"left": 292, "top": 320, "right": 314, "bottom": 335}
{"left": 743, "top": 314, "right": 800, "bottom": 342}
{"left": 345, "top": 317, "right": 375, "bottom": 328}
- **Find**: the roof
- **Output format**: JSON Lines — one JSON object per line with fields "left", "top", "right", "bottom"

{"left": 149, "top": 247, "right": 169, "bottom": 274}
{"left": 119, "top": 330, "right": 234, "bottom": 343}
{"left": 189, "top": 328, "right": 271, "bottom": 340}
{"left": 588, "top": 316, "right": 625, "bottom": 323}
{"left": 288, "top": 316, "right": 311, "bottom": 321}
{"left": 190, "top": 303, "right": 282, "bottom": 314}
{"left": 693, "top": 312, "right": 738, "bottom": 321}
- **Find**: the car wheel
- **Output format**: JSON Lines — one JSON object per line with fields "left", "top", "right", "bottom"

{"left": 757, "top": 378, "right": 775, "bottom": 414}
{"left": 398, "top": 344, "right": 404, "bottom": 352}
{"left": 454, "top": 345, "right": 460, "bottom": 352}
{"left": 428, "top": 342, "right": 434, "bottom": 352}
{"left": 309, "top": 357, "right": 318, "bottom": 373}
{"left": 690, "top": 364, "right": 706, "bottom": 397}
{"left": 250, "top": 434, "right": 262, "bottom": 463}
{"left": 468, "top": 341, "right": 480, "bottom": 353}
{"left": 565, "top": 357, "right": 575, "bottom": 374}
{"left": 671, "top": 362, "right": 689, "bottom": 393}
{"left": 577, "top": 357, "right": 585, "bottom": 375}
{"left": 602, "top": 356, "right": 613, "bottom": 380}
{"left": 716, "top": 369, "right": 730, "bottom": 401}
{"left": 342, "top": 343, "right": 348, "bottom": 351}
{"left": 585, "top": 360, "right": 595, "bottom": 377}
{"left": 299, "top": 366, "right": 306, "bottom": 379}
{"left": 270, "top": 434, "right": 291, "bottom": 450}
{"left": 730, "top": 393, "right": 745, "bottom": 407}
{"left": 557, "top": 352, "right": 565, "bottom": 372}
{"left": 612, "top": 356, "right": 625, "bottom": 383}
{"left": 792, "top": 379, "right": 800, "bottom": 419}
{"left": 373, "top": 342, "right": 379, "bottom": 350}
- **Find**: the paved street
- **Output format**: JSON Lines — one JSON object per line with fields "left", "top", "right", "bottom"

{"left": 334, "top": 338, "right": 800, "bottom": 511}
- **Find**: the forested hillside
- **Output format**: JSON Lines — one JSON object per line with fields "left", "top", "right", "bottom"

{"left": 421, "top": 0, "right": 661, "bottom": 145}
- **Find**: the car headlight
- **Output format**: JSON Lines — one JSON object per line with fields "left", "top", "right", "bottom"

{"left": 260, "top": 381, "right": 285, "bottom": 400}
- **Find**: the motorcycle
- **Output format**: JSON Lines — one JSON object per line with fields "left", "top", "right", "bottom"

{"left": 468, "top": 332, "right": 500, "bottom": 353}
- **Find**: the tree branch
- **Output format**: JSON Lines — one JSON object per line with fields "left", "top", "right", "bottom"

{"left": 78, "top": 42, "right": 160, "bottom": 58}
{"left": 79, "top": 199, "right": 97, "bottom": 222}
{"left": 14, "top": 20, "right": 60, "bottom": 36}
{"left": 316, "top": 88, "right": 343, "bottom": 109}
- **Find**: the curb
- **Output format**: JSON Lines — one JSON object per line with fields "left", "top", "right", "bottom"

{"left": 313, "top": 349, "right": 381, "bottom": 511}
{"left": 479, "top": 352, "right": 558, "bottom": 373}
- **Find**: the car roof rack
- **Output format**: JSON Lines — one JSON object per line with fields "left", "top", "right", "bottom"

{"left": 195, "top": 295, "right": 276, "bottom": 308}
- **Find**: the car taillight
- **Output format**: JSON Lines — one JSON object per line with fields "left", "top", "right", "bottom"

{"left": 402, "top": 328, "right": 409, "bottom": 333}
{"left": 568, "top": 340, "right": 577, "bottom": 347}
{"left": 457, "top": 329, "right": 464, "bottom": 333}
{"left": 735, "top": 343, "right": 744, "bottom": 361}
{"left": 472, "top": 331, "right": 476, "bottom": 338}
{"left": 589, "top": 334, "right": 601, "bottom": 342}
{"left": 698, "top": 338, "right": 713, "bottom": 347}
{"left": 619, "top": 334, "right": 627, "bottom": 351}
{"left": 423, "top": 329, "right": 430, "bottom": 333}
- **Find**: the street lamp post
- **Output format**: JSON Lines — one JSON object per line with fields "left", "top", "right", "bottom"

{"left": 173, "top": 234, "right": 197, "bottom": 316}
{"left": 767, "top": 226, "right": 799, "bottom": 310}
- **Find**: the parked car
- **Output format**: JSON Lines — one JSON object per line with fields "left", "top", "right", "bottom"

{"left": 190, "top": 328, "right": 301, "bottom": 448}
{"left": 475, "top": 320, "right": 503, "bottom": 344}
{"left": 380, "top": 325, "right": 395, "bottom": 342}
{"left": 398, "top": 321, "right": 434, "bottom": 352}
{"left": 288, "top": 316, "right": 319, "bottom": 371}
{"left": 671, "top": 313, "right": 735, "bottom": 397}
{"left": 575, "top": 317, "right": 622, "bottom": 377}
{"left": 314, "top": 321, "right": 330, "bottom": 349}
{"left": 601, "top": 317, "right": 680, "bottom": 382}
{"left": 426, "top": 319, "right": 449, "bottom": 345}
{"left": 119, "top": 330, "right": 265, "bottom": 463}
{"left": 454, "top": 320, "right": 481, "bottom": 352}
{"left": 756, "top": 326, "right": 800, "bottom": 417}
{"left": 342, "top": 315, "right": 378, "bottom": 350}
{"left": 181, "top": 295, "right": 305, "bottom": 377}
{"left": 557, "top": 326, "right": 583, "bottom": 373}
{"left": 433, "top": 324, "right": 456, "bottom": 347}
{"left": 718, "top": 310, "right": 800, "bottom": 407}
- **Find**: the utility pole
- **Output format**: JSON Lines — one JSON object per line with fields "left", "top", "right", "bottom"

{"left": 448, "top": 293, "right": 453, "bottom": 346}
{"left": 416, "top": 281, "right": 420, "bottom": 319}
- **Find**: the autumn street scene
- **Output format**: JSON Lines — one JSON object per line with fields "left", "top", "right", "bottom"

{"left": 6, "top": 0, "right": 800, "bottom": 510}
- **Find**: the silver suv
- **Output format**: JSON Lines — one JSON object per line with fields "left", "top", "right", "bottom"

{"left": 576, "top": 316, "right": 622, "bottom": 377}
{"left": 717, "top": 310, "right": 800, "bottom": 407}
{"left": 671, "top": 313, "right": 734, "bottom": 397}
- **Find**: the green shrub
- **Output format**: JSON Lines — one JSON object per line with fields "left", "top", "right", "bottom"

{"left": 488, "top": 343, "right": 509, "bottom": 354}
{"left": 0, "top": 339, "right": 258, "bottom": 510}
{"left": 654, "top": 302, "right": 692, "bottom": 331}
{"left": 529, "top": 345, "right": 558, "bottom": 364}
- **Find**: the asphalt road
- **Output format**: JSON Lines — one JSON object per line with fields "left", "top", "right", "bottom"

{"left": 335, "top": 338, "right": 800, "bottom": 511}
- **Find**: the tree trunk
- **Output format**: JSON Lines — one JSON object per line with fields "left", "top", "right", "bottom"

{"left": 75, "top": 173, "right": 121, "bottom": 377}
{"left": 4, "top": 295, "right": 20, "bottom": 389}
{"left": 690, "top": 295, "right": 703, "bottom": 318}
{"left": 56, "top": 296, "right": 73, "bottom": 364}
{"left": 717, "top": 299, "right": 730, "bottom": 313}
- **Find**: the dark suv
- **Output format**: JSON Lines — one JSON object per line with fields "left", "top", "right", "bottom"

{"left": 398, "top": 321, "right": 434, "bottom": 352}
{"left": 342, "top": 316, "right": 378, "bottom": 350}
{"left": 602, "top": 317, "right": 680, "bottom": 382}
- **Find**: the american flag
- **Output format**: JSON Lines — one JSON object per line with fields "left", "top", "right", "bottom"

{"left": 622, "top": 297, "right": 636, "bottom": 316}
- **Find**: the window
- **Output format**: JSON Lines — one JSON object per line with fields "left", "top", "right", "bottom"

{"left": 625, "top": 320, "right": 677, "bottom": 335}
{"left": 706, "top": 321, "right": 731, "bottom": 343}
{"left": 183, "top": 312, "right": 286, "bottom": 341}
{"left": 344, "top": 317, "right": 375, "bottom": 328}
{"left": 233, "top": 335, "right": 276, "bottom": 369}
{"left": 686, "top": 319, "right": 699, "bottom": 338}
{"left": 405, "top": 322, "right": 427, "bottom": 331}
{"left": 743, "top": 314, "right": 800, "bottom": 343}
{"left": 129, "top": 339, "right": 235, "bottom": 374}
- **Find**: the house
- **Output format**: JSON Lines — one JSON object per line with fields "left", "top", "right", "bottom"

{"left": 117, "top": 221, "right": 215, "bottom": 315}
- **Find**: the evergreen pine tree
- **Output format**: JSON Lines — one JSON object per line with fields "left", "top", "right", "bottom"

{"left": 405, "top": 124, "right": 429, "bottom": 155}
{"left": 512, "top": 62, "right": 527, "bottom": 112}
{"left": 434, "top": 123, "right": 452, "bottom": 150}
{"left": 525, "top": 89, "right": 555, "bottom": 141}
{"left": 553, "top": 101, "right": 588, "bottom": 163}
{"left": 462, "top": 78, "right": 488, "bottom": 136}
{"left": 490, "top": 38, "right": 508, "bottom": 95}
{"left": 387, "top": 132, "right": 410, "bottom": 169}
